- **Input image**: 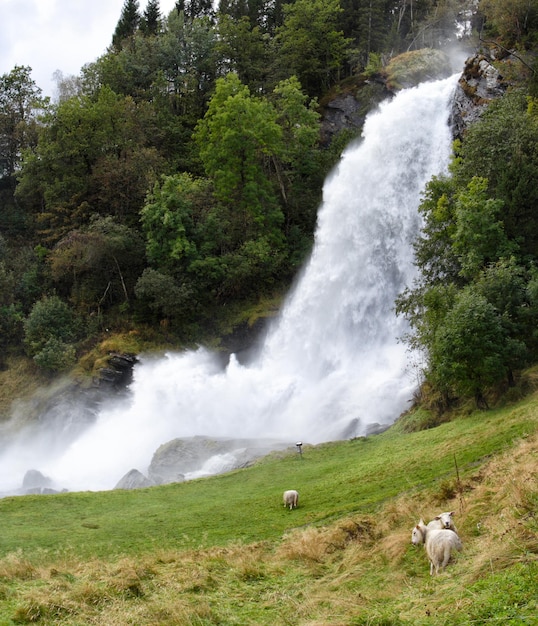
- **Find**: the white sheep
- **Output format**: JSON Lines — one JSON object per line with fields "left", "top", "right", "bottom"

{"left": 411, "top": 519, "right": 462, "bottom": 575}
{"left": 283, "top": 489, "right": 299, "bottom": 510}
{"left": 427, "top": 511, "right": 457, "bottom": 532}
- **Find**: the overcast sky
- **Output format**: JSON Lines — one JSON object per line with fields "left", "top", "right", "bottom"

{"left": 0, "top": 0, "right": 179, "bottom": 98}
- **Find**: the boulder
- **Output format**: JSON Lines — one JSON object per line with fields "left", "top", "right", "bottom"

{"left": 148, "top": 436, "right": 293, "bottom": 484}
{"left": 114, "top": 469, "right": 156, "bottom": 490}
{"left": 22, "top": 469, "right": 53, "bottom": 490}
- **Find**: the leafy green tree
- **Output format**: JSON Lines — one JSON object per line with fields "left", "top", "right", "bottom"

{"left": 431, "top": 287, "right": 508, "bottom": 407}
{"left": 113, "top": 0, "right": 141, "bottom": 49}
{"left": 194, "top": 73, "right": 284, "bottom": 246}
{"left": 475, "top": 257, "right": 530, "bottom": 384}
{"left": 396, "top": 280, "right": 458, "bottom": 361}
{"left": 397, "top": 174, "right": 520, "bottom": 405}
{"left": 16, "top": 87, "right": 163, "bottom": 242}
{"left": 454, "top": 92, "right": 538, "bottom": 262}
{"left": 134, "top": 267, "right": 196, "bottom": 326}
{"left": 94, "top": 31, "right": 163, "bottom": 100}
{"left": 0, "top": 66, "right": 48, "bottom": 236}
{"left": 451, "top": 177, "right": 511, "bottom": 280}
{"left": 411, "top": 175, "right": 460, "bottom": 285}
{"left": 23, "top": 295, "right": 79, "bottom": 371}
{"left": 270, "top": 75, "right": 322, "bottom": 259}
{"left": 32, "top": 336, "right": 76, "bottom": 372}
{"left": 217, "top": 235, "right": 285, "bottom": 297}
{"left": 274, "top": 0, "right": 351, "bottom": 96}
{"left": 48, "top": 217, "right": 145, "bottom": 315}
{"left": 140, "top": 173, "right": 208, "bottom": 273}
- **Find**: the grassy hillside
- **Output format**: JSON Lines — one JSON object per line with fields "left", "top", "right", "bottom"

{"left": 0, "top": 382, "right": 536, "bottom": 625}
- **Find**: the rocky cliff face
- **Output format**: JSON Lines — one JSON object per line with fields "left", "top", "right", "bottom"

{"left": 450, "top": 53, "right": 508, "bottom": 140}
{"left": 320, "top": 78, "right": 391, "bottom": 147}
{"left": 321, "top": 51, "right": 508, "bottom": 148}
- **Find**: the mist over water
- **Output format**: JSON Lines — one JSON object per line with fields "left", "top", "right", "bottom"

{"left": 0, "top": 76, "right": 458, "bottom": 494}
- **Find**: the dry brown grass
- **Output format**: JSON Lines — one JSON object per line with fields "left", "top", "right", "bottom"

{"left": 0, "top": 549, "right": 39, "bottom": 581}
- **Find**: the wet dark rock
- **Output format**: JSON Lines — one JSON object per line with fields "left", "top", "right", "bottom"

{"left": 97, "top": 353, "right": 138, "bottom": 390}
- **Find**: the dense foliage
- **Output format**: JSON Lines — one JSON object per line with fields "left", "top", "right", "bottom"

{"left": 0, "top": 0, "right": 537, "bottom": 398}
{"left": 396, "top": 91, "right": 538, "bottom": 408}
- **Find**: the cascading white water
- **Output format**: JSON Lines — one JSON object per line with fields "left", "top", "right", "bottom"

{"left": 0, "top": 75, "right": 458, "bottom": 493}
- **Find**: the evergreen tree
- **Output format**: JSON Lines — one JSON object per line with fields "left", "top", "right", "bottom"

{"left": 112, "top": 0, "right": 141, "bottom": 49}
{"left": 141, "top": 0, "right": 162, "bottom": 36}
{"left": 274, "top": 0, "right": 351, "bottom": 96}
{"left": 218, "top": 0, "right": 278, "bottom": 30}
{"left": 179, "top": 0, "right": 213, "bottom": 20}
{"left": 217, "top": 14, "right": 271, "bottom": 92}
{"left": 174, "top": 0, "right": 186, "bottom": 14}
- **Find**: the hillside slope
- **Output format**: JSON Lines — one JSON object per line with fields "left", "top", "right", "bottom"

{"left": 0, "top": 378, "right": 536, "bottom": 624}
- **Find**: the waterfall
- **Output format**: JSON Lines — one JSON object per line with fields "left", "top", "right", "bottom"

{"left": 0, "top": 75, "right": 458, "bottom": 493}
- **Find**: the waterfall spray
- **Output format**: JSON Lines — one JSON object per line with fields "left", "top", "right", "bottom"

{"left": 0, "top": 75, "right": 458, "bottom": 493}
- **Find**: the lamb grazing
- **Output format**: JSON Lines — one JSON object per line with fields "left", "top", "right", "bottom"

{"left": 427, "top": 511, "right": 457, "bottom": 532}
{"left": 411, "top": 519, "right": 462, "bottom": 576}
{"left": 283, "top": 489, "right": 299, "bottom": 510}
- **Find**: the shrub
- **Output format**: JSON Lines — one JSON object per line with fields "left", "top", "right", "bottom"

{"left": 23, "top": 296, "right": 79, "bottom": 371}
{"left": 33, "top": 337, "right": 76, "bottom": 372}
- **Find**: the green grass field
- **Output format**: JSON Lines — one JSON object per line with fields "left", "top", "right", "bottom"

{"left": 0, "top": 387, "right": 536, "bottom": 624}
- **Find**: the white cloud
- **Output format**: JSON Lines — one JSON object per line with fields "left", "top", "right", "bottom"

{"left": 0, "top": 0, "right": 178, "bottom": 97}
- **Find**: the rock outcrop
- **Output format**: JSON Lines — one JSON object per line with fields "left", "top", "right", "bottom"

{"left": 320, "top": 79, "right": 391, "bottom": 147}
{"left": 450, "top": 53, "right": 508, "bottom": 140}
{"left": 97, "top": 353, "right": 138, "bottom": 390}
{"left": 320, "top": 48, "right": 456, "bottom": 148}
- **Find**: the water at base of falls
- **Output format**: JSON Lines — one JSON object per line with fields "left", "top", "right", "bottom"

{"left": 0, "top": 75, "right": 458, "bottom": 493}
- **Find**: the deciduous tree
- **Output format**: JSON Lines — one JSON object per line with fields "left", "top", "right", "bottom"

{"left": 431, "top": 287, "right": 507, "bottom": 407}
{"left": 194, "top": 73, "right": 284, "bottom": 246}
{"left": 23, "top": 295, "right": 79, "bottom": 371}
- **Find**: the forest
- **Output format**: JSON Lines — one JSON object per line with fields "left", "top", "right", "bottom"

{"left": 1, "top": 0, "right": 538, "bottom": 409}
